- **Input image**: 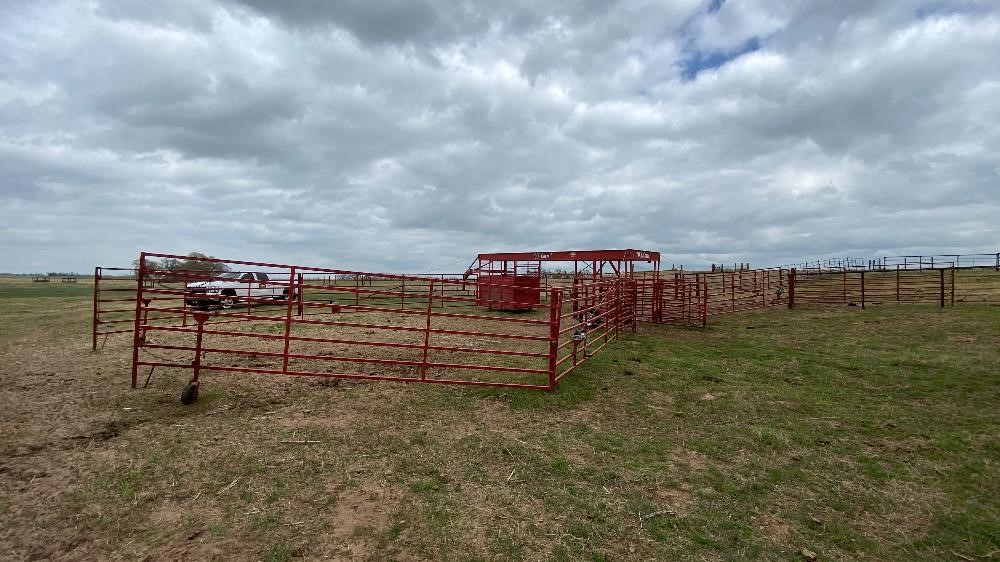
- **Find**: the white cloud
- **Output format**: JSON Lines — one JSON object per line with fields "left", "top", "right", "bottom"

{"left": 0, "top": 0, "right": 997, "bottom": 273}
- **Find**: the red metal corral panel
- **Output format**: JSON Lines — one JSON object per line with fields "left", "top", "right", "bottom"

{"left": 477, "top": 275, "right": 541, "bottom": 311}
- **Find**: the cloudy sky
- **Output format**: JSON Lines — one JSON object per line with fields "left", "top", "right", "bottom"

{"left": 1, "top": 0, "right": 998, "bottom": 273}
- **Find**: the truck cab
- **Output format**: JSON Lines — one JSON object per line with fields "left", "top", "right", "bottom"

{"left": 185, "top": 271, "right": 288, "bottom": 309}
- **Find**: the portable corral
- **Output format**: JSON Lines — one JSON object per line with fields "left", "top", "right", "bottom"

{"left": 120, "top": 251, "right": 642, "bottom": 402}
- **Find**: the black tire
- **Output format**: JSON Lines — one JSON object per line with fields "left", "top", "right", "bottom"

{"left": 219, "top": 296, "right": 237, "bottom": 309}
{"left": 180, "top": 382, "right": 199, "bottom": 405}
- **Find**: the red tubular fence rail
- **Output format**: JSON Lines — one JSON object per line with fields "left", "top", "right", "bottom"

{"left": 787, "top": 266, "right": 1000, "bottom": 308}
{"left": 633, "top": 276, "right": 708, "bottom": 327}
{"left": 680, "top": 268, "right": 787, "bottom": 318}
{"left": 127, "top": 252, "right": 637, "bottom": 399}
{"left": 93, "top": 266, "right": 144, "bottom": 350}
{"left": 101, "top": 250, "right": 1000, "bottom": 402}
{"left": 786, "top": 252, "right": 1000, "bottom": 273}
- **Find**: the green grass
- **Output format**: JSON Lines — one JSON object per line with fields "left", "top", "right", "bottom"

{"left": 0, "top": 277, "right": 95, "bottom": 299}
{"left": 0, "top": 277, "right": 997, "bottom": 560}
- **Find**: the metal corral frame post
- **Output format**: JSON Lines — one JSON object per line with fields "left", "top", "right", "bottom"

{"left": 548, "top": 287, "right": 563, "bottom": 391}
{"left": 92, "top": 266, "right": 100, "bottom": 351}
{"left": 701, "top": 277, "right": 708, "bottom": 326}
{"left": 896, "top": 265, "right": 900, "bottom": 302}
{"left": 297, "top": 273, "right": 305, "bottom": 316}
{"left": 951, "top": 267, "right": 955, "bottom": 305}
{"left": 190, "top": 312, "right": 208, "bottom": 392}
{"left": 182, "top": 270, "right": 189, "bottom": 327}
{"left": 939, "top": 268, "right": 945, "bottom": 308}
{"left": 860, "top": 270, "right": 866, "bottom": 309}
{"left": 282, "top": 267, "right": 297, "bottom": 373}
{"left": 421, "top": 281, "right": 434, "bottom": 379}
{"left": 130, "top": 253, "right": 147, "bottom": 389}
{"left": 787, "top": 268, "right": 796, "bottom": 309}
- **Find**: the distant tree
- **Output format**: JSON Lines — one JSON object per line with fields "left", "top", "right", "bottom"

{"left": 132, "top": 252, "right": 229, "bottom": 282}
{"left": 174, "top": 252, "right": 229, "bottom": 275}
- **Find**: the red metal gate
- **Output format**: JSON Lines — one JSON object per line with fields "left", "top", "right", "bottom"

{"left": 634, "top": 277, "right": 708, "bottom": 327}
{"left": 128, "top": 252, "right": 637, "bottom": 402}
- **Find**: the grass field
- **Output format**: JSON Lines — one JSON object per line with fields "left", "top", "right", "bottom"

{"left": 0, "top": 277, "right": 998, "bottom": 560}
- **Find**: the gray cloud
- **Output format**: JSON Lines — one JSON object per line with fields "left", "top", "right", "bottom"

{"left": 0, "top": 0, "right": 998, "bottom": 274}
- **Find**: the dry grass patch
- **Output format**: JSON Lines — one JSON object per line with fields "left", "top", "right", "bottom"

{"left": 0, "top": 279, "right": 997, "bottom": 560}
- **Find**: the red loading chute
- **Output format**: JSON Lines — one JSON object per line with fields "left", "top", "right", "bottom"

{"left": 467, "top": 249, "right": 661, "bottom": 311}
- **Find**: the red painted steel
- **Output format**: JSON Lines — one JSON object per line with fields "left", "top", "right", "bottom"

{"left": 127, "top": 252, "right": 637, "bottom": 401}
{"left": 107, "top": 249, "right": 1000, "bottom": 404}
{"left": 476, "top": 275, "right": 542, "bottom": 311}
{"left": 633, "top": 276, "right": 708, "bottom": 327}
{"left": 102, "top": 251, "right": 1000, "bottom": 360}
{"left": 474, "top": 249, "right": 659, "bottom": 262}
{"left": 93, "top": 266, "right": 147, "bottom": 350}
{"left": 468, "top": 249, "right": 660, "bottom": 316}
{"left": 786, "top": 266, "right": 1000, "bottom": 307}
{"left": 785, "top": 252, "right": 1000, "bottom": 272}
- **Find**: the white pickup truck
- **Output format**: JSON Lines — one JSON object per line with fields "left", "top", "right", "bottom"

{"left": 185, "top": 272, "right": 289, "bottom": 309}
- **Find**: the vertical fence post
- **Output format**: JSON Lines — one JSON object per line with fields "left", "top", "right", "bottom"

{"left": 282, "top": 267, "right": 297, "bottom": 374}
{"left": 843, "top": 270, "right": 847, "bottom": 304}
{"left": 652, "top": 279, "right": 663, "bottom": 323}
{"left": 860, "top": 270, "right": 866, "bottom": 309}
{"left": 896, "top": 263, "right": 899, "bottom": 302}
{"left": 778, "top": 268, "right": 784, "bottom": 305}
{"left": 939, "top": 268, "right": 945, "bottom": 308}
{"left": 602, "top": 284, "right": 611, "bottom": 345}
{"left": 190, "top": 312, "right": 208, "bottom": 394}
{"left": 701, "top": 278, "right": 708, "bottom": 326}
{"left": 681, "top": 281, "right": 689, "bottom": 324}
{"left": 420, "top": 281, "right": 434, "bottom": 380}
{"left": 631, "top": 280, "right": 638, "bottom": 332}
{"left": 297, "top": 273, "right": 304, "bottom": 317}
{"left": 788, "top": 268, "right": 796, "bottom": 309}
{"left": 182, "top": 269, "right": 189, "bottom": 327}
{"left": 950, "top": 267, "right": 955, "bottom": 306}
{"left": 548, "top": 288, "right": 563, "bottom": 391}
{"left": 246, "top": 275, "right": 252, "bottom": 315}
{"left": 615, "top": 280, "right": 622, "bottom": 340}
{"left": 730, "top": 272, "right": 735, "bottom": 313}
{"left": 764, "top": 270, "right": 770, "bottom": 307}
{"left": 571, "top": 278, "right": 579, "bottom": 316}
{"left": 130, "top": 254, "right": 147, "bottom": 389}
{"left": 92, "top": 266, "right": 100, "bottom": 351}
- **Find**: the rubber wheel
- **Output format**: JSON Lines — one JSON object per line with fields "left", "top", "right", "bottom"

{"left": 219, "top": 296, "right": 236, "bottom": 309}
{"left": 180, "top": 382, "right": 199, "bottom": 405}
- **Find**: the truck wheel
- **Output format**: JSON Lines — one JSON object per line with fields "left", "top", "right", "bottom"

{"left": 219, "top": 296, "right": 236, "bottom": 309}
